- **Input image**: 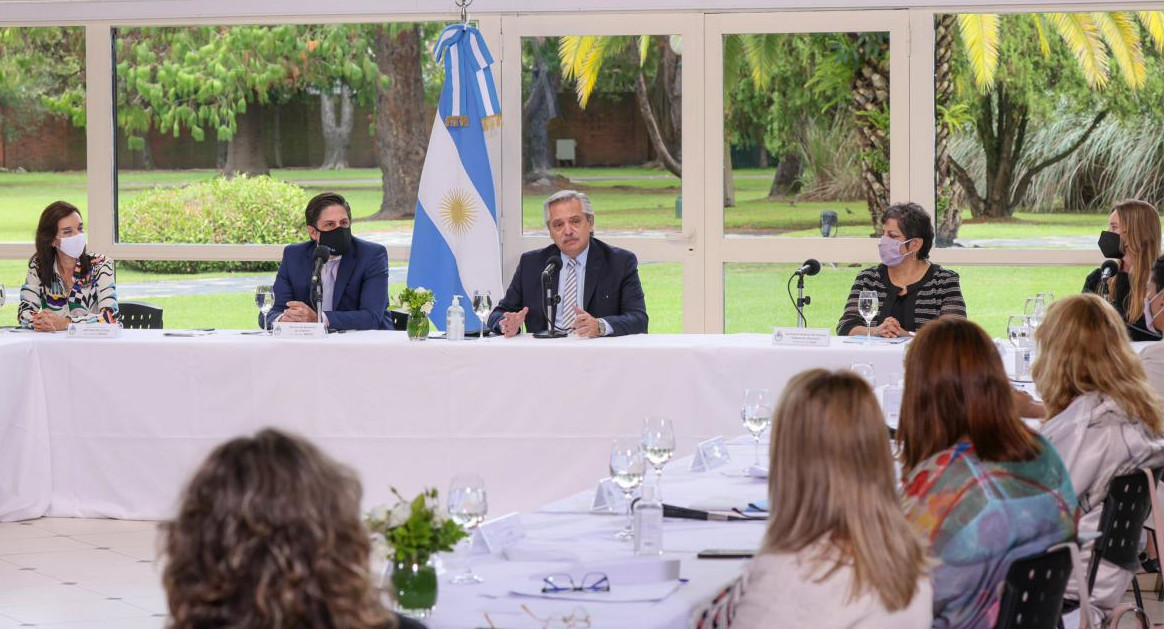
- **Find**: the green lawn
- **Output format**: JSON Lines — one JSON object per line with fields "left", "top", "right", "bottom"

{"left": 0, "top": 167, "right": 1107, "bottom": 336}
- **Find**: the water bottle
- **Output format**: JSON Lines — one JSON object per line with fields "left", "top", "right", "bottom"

{"left": 634, "top": 482, "right": 664, "bottom": 555}
{"left": 446, "top": 295, "right": 465, "bottom": 341}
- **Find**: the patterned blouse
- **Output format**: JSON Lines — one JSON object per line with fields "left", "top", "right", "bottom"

{"left": 901, "top": 435, "right": 1078, "bottom": 629}
{"left": 18, "top": 253, "right": 121, "bottom": 328}
{"left": 837, "top": 264, "right": 966, "bottom": 335}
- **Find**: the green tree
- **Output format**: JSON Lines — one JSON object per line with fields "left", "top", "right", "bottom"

{"left": 0, "top": 27, "right": 85, "bottom": 149}
{"left": 945, "top": 11, "right": 1164, "bottom": 220}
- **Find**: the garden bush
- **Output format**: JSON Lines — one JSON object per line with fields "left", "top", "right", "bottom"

{"left": 119, "top": 175, "right": 309, "bottom": 273}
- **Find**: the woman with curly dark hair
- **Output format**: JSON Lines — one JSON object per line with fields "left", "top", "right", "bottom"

{"left": 162, "top": 428, "right": 424, "bottom": 629}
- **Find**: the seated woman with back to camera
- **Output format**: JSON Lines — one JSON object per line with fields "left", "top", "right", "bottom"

{"left": 161, "top": 428, "right": 425, "bottom": 629}
{"left": 898, "top": 317, "right": 1077, "bottom": 629}
{"left": 1033, "top": 293, "right": 1164, "bottom": 626}
{"left": 731, "top": 369, "right": 932, "bottom": 629}
{"left": 836, "top": 202, "right": 965, "bottom": 338}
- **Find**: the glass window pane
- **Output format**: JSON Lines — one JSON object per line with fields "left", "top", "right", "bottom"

{"left": 725, "top": 262, "right": 1091, "bottom": 338}
{"left": 639, "top": 261, "right": 681, "bottom": 333}
{"left": 113, "top": 23, "right": 447, "bottom": 246}
{"left": 935, "top": 11, "right": 1163, "bottom": 251}
{"left": 722, "top": 31, "right": 889, "bottom": 239}
{"left": 522, "top": 35, "right": 683, "bottom": 238}
{"left": 0, "top": 27, "right": 87, "bottom": 244}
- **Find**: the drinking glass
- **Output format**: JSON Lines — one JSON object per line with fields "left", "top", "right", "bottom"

{"left": 641, "top": 417, "right": 675, "bottom": 497}
{"left": 255, "top": 285, "right": 274, "bottom": 333}
{"left": 447, "top": 474, "right": 488, "bottom": 585}
{"left": 858, "top": 290, "right": 879, "bottom": 342}
{"left": 740, "top": 388, "right": 774, "bottom": 468}
{"left": 0, "top": 283, "right": 6, "bottom": 311}
{"left": 849, "top": 362, "right": 876, "bottom": 387}
{"left": 609, "top": 438, "right": 645, "bottom": 541}
{"left": 1024, "top": 295, "right": 1047, "bottom": 331}
{"left": 1037, "top": 291, "right": 1056, "bottom": 304}
{"left": 472, "top": 290, "right": 492, "bottom": 340}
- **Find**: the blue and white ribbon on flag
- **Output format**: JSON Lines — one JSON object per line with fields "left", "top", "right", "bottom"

{"left": 407, "top": 24, "right": 503, "bottom": 332}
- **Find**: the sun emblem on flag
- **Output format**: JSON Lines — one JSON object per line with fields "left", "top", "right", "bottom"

{"left": 439, "top": 188, "right": 477, "bottom": 235}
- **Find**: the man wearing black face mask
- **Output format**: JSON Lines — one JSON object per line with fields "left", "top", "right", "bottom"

{"left": 264, "top": 192, "right": 391, "bottom": 330}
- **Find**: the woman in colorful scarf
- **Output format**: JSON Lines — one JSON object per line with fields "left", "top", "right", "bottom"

{"left": 899, "top": 317, "right": 1077, "bottom": 629}
{"left": 1034, "top": 294, "right": 1164, "bottom": 627}
{"left": 18, "top": 201, "right": 120, "bottom": 330}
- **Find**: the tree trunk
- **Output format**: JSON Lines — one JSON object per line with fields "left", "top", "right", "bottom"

{"left": 633, "top": 71, "right": 682, "bottom": 178}
{"left": 272, "top": 107, "right": 283, "bottom": 169}
{"left": 659, "top": 37, "right": 683, "bottom": 164}
{"left": 320, "top": 85, "right": 354, "bottom": 170}
{"left": 222, "top": 103, "right": 269, "bottom": 177}
{"left": 768, "top": 150, "right": 801, "bottom": 198}
{"left": 522, "top": 50, "right": 557, "bottom": 179}
{"left": 367, "top": 25, "right": 427, "bottom": 221}
{"left": 849, "top": 34, "right": 890, "bottom": 235}
{"left": 933, "top": 13, "right": 961, "bottom": 247}
{"left": 758, "top": 146, "right": 769, "bottom": 169}
{"left": 723, "top": 143, "right": 736, "bottom": 208}
{"left": 138, "top": 138, "right": 155, "bottom": 171}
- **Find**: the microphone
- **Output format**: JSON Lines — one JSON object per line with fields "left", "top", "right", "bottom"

{"left": 1099, "top": 259, "right": 1119, "bottom": 282}
{"left": 310, "top": 244, "right": 331, "bottom": 284}
{"left": 793, "top": 259, "right": 821, "bottom": 276}
{"left": 542, "top": 255, "right": 562, "bottom": 279}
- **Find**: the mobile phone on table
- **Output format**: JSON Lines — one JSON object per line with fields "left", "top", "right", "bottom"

{"left": 696, "top": 549, "right": 755, "bottom": 559}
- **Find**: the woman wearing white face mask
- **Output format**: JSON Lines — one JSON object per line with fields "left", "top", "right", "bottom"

{"left": 18, "top": 201, "right": 120, "bottom": 331}
{"left": 837, "top": 202, "right": 966, "bottom": 338}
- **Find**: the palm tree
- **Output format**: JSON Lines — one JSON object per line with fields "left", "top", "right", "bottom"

{"left": 944, "top": 11, "right": 1164, "bottom": 220}
{"left": 559, "top": 35, "right": 681, "bottom": 178}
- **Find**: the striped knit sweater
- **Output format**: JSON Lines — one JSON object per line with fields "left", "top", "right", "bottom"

{"left": 836, "top": 264, "right": 966, "bottom": 336}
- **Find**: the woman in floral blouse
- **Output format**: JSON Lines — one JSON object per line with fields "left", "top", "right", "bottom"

{"left": 18, "top": 201, "right": 120, "bottom": 331}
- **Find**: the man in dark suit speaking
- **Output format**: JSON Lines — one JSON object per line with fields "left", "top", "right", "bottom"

{"left": 264, "top": 192, "right": 391, "bottom": 331}
{"left": 488, "top": 190, "right": 647, "bottom": 338}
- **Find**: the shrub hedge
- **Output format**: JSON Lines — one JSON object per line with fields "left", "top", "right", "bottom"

{"left": 119, "top": 175, "right": 309, "bottom": 273}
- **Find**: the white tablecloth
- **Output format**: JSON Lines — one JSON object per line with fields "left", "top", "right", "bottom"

{"left": 0, "top": 330, "right": 907, "bottom": 521}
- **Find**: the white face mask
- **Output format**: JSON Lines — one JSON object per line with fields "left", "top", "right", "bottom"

{"left": 57, "top": 232, "right": 86, "bottom": 259}
{"left": 1144, "top": 288, "right": 1164, "bottom": 334}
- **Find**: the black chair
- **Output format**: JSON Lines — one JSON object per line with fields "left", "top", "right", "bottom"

{"left": 119, "top": 301, "right": 163, "bottom": 329}
{"left": 1063, "top": 469, "right": 1157, "bottom": 629}
{"left": 995, "top": 545, "right": 1074, "bottom": 629}
{"left": 388, "top": 309, "right": 409, "bottom": 331}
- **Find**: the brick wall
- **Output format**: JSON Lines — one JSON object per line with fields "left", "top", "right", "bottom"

{"left": 548, "top": 94, "right": 650, "bottom": 167}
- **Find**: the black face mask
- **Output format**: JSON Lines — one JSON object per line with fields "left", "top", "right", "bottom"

{"left": 1098, "top": 230, "right": 1122, "bottom": 259}
{"left": 317, "top": 226, "right": 352, "bottom": 256}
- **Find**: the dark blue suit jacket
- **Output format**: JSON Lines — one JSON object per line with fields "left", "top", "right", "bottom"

{"left": 265, "top": 237, "right": 391, "bottom": 331}
{"left": 487, "top": 238, "right": 648, "bottom": 336}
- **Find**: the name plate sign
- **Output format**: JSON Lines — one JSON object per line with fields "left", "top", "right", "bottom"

{"left": 273, "top": 322, "right": 327, "bottom": 339}
{"left": 689, "top": 436, "right": 731, "bottom": 472}
{"left": 772, "top": 327, "right": 830, "bottom": 347}
{"left": 67, "top": 323, "right": 120, "bottom": 339}
{"left": 473, "top": 512, "right": 525, "bottom": 554}
{"left": 591, "top": 477, "right": 623, "bottom": 513}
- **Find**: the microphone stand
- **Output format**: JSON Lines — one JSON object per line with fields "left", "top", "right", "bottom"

{"left": 534, "top": 270, "right": 568, "bottom": 339}
{"left": 795, "top": 274, "right": 812, "bottom": 328}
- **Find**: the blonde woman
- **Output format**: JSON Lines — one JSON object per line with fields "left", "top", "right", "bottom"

{"left": 1034, "top": 293, "right": 1164, "bottom": 624}
{"left": 899, "top": 317, "right": 1077, "bottom": 629}
{"left": 1084, "top": 199, "right": 1161, "bottom": 340}
{"left": 732, "top": 369, "right": 932, "bottom": 629}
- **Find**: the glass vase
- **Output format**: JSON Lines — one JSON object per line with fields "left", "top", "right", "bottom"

{"left": 386, "top": 557, "right": 438, "bottom": 618}
{"left": 406, "top": 312, "right": 430, "bottom": 341}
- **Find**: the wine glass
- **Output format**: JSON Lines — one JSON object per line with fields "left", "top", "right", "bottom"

{"left": 641, "top": 417, "right": 675, "bottom": 498}
{"left": 255, "top": 285, "right": 274, "bottom": 333}
{"left": 740, "top": 388, "right": 774, "bottom": 469}
{"left": 609, "top": 438, "right": 645, "bottom": 541}
{"left": 0, "top": 283, "right": 6, "bottom": 311}
{"left": 447, "top": 474, "right": 488, "bottom": 585}
{"left": 1024, "top": 295, "right": 1047, "bottom": 331}
{"left": 1037, "top": 291, "right": 1056, "bottom": 305}
{"left": 858, "top": 290, "right": 879, "bottom": 342}
{"left": 849, "top": 362, "right": 876, "bottom": 387}
{"left": 472, "top": 290, "right": 492, "bottom": 340}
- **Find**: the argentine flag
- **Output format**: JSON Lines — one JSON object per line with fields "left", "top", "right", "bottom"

{"left": 408, "top": 24, "right": 503, "bottom": 332}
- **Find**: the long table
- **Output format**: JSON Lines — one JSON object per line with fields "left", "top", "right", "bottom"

{"left": 0, "top": 330, "right": 908, "bottom": 522}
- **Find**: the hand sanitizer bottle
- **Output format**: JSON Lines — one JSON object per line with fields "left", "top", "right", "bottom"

{"left": 447, "top": 295, "right": 465, "bottom": 341}
{"left": 634, "top": 482, "right": 664, "bottom": 555}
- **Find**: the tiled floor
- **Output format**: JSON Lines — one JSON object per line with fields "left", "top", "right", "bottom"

{"left": 3, "top": 517, "right": 1164, "bottom": 628}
